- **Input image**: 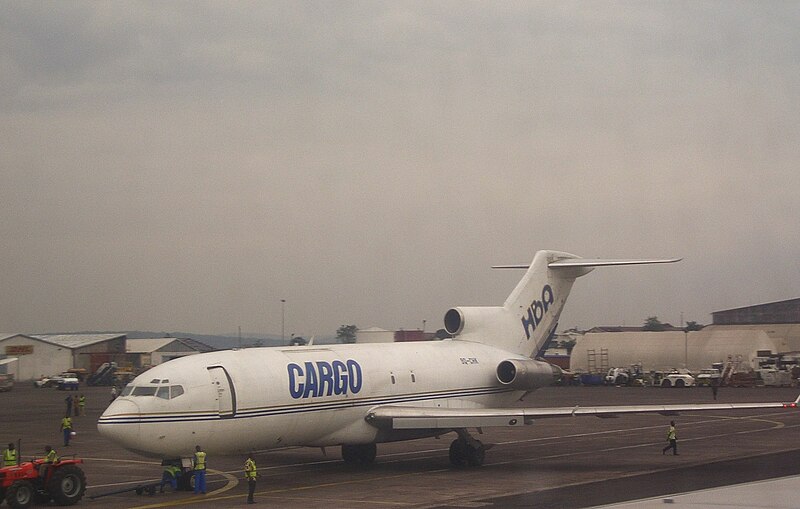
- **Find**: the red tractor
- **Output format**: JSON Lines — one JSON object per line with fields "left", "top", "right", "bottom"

{"left": 0, "top": 458, "right": 86, "bottom": 508}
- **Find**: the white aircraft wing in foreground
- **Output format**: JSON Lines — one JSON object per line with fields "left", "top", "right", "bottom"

{"left": 367, "top": 397, "right": 800, "bottom": 430}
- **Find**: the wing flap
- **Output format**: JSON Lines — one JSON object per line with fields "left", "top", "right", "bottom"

{"left": 366, "top": 399, "right": 798, "bottom": 430}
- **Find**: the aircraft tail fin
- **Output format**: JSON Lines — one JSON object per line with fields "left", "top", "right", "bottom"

{"left": 445, "top": 251, "right": 680, "bottom": 358}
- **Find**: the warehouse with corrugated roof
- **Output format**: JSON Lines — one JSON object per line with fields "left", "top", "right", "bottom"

{"left": 125, "top": 337, "right": 214, "bottom": 369}
{"left": 0, "top": 333, "right": 126, "bottom": 381}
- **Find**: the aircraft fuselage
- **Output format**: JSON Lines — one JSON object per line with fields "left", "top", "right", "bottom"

{"left": 99, "top": 340, "right": 525, "bottom": 458}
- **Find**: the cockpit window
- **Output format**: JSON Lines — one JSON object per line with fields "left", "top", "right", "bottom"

{"left": 125, "top": 384, "right": 185, "bottom": 399}
{"left": 150, "top": 379, "right": 160, "bottom": 384}
{"left": 132, "top": 386, "right": 158, "bottom": 397}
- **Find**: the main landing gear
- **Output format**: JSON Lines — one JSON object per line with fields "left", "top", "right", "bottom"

{"left": 448, "top": 429, "right": 486, "bottom": 468}
{"left": 341, "top": 443, "right": 377, "bottom": 465}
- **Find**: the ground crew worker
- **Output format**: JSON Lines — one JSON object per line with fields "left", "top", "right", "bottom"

{"left": 44, "top": 445, "right": 58, "bottom": 463}
{"left": 159, "top": 462, "right": 181, "bottom": 492}
{"left": 61, "top": 415, "right": 74, "bottom": 446}
{"left": 662, "top": 420, "right": 678, "bottom": 455}
{"left": 3, "top": 443, "right": 17, "bottom": 467}
{"left": 244, "top": 452, "right": 257, "bottom": 504}
{"left": 78, "top": 394, "right": 86, "bottom": 416}
{"left": 193, "top": 445, "right": 207, "bottom": 494}
{"left": 40, "top": 445, "right": 58, "bottom": 476}
{"left": 64, "top": 395, "right": 73, "bottom": 416}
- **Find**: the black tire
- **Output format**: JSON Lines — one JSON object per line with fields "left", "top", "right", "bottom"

{"left": 341, "top": 444, "right": 377, "bottom": 465}
{"left": 448, "top": 439, "right": 469, "bottom": 468}
{"left": 47, "top": 464, "right": 86, "bottom": 506}
{"left": 466, "top": 440, "right": 486, "bottom": 467}
{"left": 675, "top": 379, "right": 685, "bottom": 388}
{"left": 5, "top": 480, "right": 34, "bottom": 509}
{"left": 661, "top": 379, "right": 672, "bottom": 388}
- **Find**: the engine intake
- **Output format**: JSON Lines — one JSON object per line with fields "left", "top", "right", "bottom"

{"left": 497, "top": 359, "right": 562, "bottom": 391}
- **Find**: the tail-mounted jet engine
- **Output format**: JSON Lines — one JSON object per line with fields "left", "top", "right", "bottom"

{"left": 496, "top": 359, "right": 562, "bottom": 391}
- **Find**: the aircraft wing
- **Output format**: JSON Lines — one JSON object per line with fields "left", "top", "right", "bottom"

{"left": 365, "top": 396, "right": 800, "bottom": 430}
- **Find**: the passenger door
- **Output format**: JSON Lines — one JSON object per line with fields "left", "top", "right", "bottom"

{"left": 207, "top": 366, "right": 236, "bottom": 418}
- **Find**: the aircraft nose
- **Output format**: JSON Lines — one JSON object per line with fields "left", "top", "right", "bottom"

{"left": 98, "top": 398, "right": 141, "bottom": 448}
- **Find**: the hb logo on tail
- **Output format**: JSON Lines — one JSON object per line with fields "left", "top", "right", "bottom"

{"left": 521, "top": 285, "right": 554, "bottom": 340}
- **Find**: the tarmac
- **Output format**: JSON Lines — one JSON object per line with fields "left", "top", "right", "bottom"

{"left": 2, "top": 382, "right": 799, "bottom": 508}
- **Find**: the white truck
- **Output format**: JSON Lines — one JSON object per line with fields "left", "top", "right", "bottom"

{"left": 660, "top": 371, "right": 695, "bottom": 388}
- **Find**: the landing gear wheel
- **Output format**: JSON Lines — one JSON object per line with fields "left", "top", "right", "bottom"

{"left": 449, "top": 438, "right": 486, "bottom": 468}
{"left": 448, "top": 439, "right": 469, "bottom": 468}
{"left": 341, "top": 443, "right": 377, "bottom": 465}
{"left": 466, "top": 439, "right": 486, "bottom": 467}
{"left": 47, "top": 464, "right": 87, "bottom": 506}
{"left": 5, "top": 480, "right": 34, "bottom": 509}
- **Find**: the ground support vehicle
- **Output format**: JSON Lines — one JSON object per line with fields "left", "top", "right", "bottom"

{"left": 56, "top": 378, "right": 79, "bottom": 391}
{"left": 660, "top": 372, "right": 696, "bottom": 388}
{"left": 0, "top": 458, "right": 86, "bottom": 508}
{"left": 695, "top": 368, "right": 721, "bottom": 387}
{"left": 604, "top": 366, "right": 645, "bottom": 386}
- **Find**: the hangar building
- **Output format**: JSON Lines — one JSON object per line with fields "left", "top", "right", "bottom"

{"left": 0, "top": 333, "right": 126, "bottom": 381}
{"left": 125, "top": 337, "right": 214, "bottom": 369}
{"left": 569, "top": 298, "right": 800, "bottom": 373}
{"left": 570, "top": 327, "right": 778, "bottom": 373}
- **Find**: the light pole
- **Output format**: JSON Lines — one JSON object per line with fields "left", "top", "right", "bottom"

{"left": 281, "top": 299, "right": 286, "bottom": 344}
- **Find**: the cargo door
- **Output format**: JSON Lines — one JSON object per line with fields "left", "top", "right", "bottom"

{"left": 207, "top": 366, "right": 236, "bottom": 418}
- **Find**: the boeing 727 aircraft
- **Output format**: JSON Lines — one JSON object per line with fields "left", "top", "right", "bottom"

{"left": 98, "top": 250, "right": 798, "bottom": 468}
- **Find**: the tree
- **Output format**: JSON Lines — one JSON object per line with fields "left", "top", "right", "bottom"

{"left": 336, "top": 325, "right": 358, "bottom": 344}
{"left": 684, "top": 321, "right": 703, "bottom": 331}
{"left": 643, "top": 316, "right": 665, "bottom": 331}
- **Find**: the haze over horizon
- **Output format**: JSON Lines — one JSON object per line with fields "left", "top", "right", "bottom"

{"left": 2, "top": 2, "right": 799, "bottom": 338}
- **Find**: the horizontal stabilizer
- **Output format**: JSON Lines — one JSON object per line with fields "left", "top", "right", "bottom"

{"left": 493, "top": 258, "right": 681, "bottom": 270}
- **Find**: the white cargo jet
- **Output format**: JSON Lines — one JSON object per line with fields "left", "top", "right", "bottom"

{"left": 98, "top": 251, "right": 799, "bottom": 467}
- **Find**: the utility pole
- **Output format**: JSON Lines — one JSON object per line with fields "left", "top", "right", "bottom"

{"left": 281, "top": 299, "right": 286, "bottom": 344}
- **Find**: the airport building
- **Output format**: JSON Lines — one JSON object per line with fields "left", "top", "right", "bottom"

{"left": 0, "top": 333, "right": 126, "bottom": 381}
{"left": 569, "top": 298, "right": 800, "bottom": 373}
{"left": 125, "top": 337, "right": 214, "bottom": 369}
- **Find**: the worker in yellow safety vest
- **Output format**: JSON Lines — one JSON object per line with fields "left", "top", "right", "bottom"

{"left": 40, "top": 445, "right": 59, "bottom": 477}
{"left": 61, "top": 415, "right": 74, "bottom": 446}
{"left": 3, "top": 443, "right": 17, "bottom": 467}
{"left": 244, "top": 452, "right": 257, "bottom": 504}
{"left": 662, "top": 420, "right": 678, "bottom": 455}
{"left": 159, "top": 463, "right": 181, "bottom": 492}
{"left": 193, "top": 445, "right": 207, "bottom": 494}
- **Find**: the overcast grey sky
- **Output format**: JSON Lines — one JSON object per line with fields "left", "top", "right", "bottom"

{"left": 2, "top": 1, "right": 799, "bottom": 338}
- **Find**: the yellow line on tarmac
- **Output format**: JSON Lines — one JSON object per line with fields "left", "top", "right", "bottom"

{"left": 129, "top": 469, "right": 238, "bottom": 509}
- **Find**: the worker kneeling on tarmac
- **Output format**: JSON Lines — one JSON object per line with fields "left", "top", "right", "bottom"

{"left": 159, "top": 460, "right": 182, "bottom": 492}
